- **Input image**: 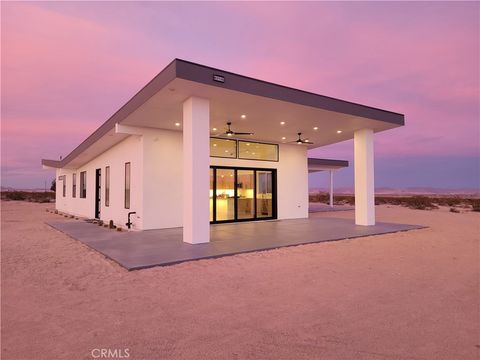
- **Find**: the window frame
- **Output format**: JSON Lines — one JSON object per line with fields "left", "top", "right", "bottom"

{"left": 237, "top": 140, "right": 279, "bottom": 162}
{"left": 79, "top": 171, "right": 87, "bottom": 198}
{"left": 105, "top": 166, "right": 110, "bottom": 207}
{"left": 59, "top": 175, "right": 66, "bottom": 197}
{"left": 209, "top": 137, "right": 238, "bottom": 159}
{"left": 72, "top": 173, "right": 76, "bottom": 198}
{"left": 124, "top": 162, "right": 131, "bottom": 209}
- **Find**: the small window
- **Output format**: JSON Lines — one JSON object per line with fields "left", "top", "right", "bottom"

{"left": 210, "top": 138, "right": 237, "bottom": 158}
{"left": 72, "top": 173, "right": 76, "bottom": 198}
{"left": 59, "top": 175, "right": 66, "bottom": 197}
{"left": 238, "top": 141, "right": 278, "bottom": 162}
{"left": 80, "top": 171, "right": 87, "bottom": 198}
{"left": 105, "top": 166, "right": 110, "bottom": 207}
{"left": 124, "top": 163, "right": 130, "bottom": 209}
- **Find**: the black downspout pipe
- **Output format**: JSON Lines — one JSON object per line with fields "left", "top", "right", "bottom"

{"left": 126, "top": 212, "right": 136, "bottom": 229}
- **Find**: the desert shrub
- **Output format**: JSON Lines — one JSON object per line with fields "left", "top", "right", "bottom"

{"left": 446, "top": 198, "right": 462, "bottom": 207}
{"left": 449, "top": 207, "right": 460, "bottom": 213}
{"left": 375, "top": 196, "right": 402, "bottom": 206}
{"left": 1, "top": 191, "right": 55, "bottom": 202}
{"left": 4, "top": 191, "right": 27, "bottom": 201}
{"left": 405, "top": 196, "right": 438, "bottom": 210}
{"left": 471, "top": 199, "right": 480, "bottom": 212}
{"left": 309, "top": 192, "right": 329, "bottom": 203}
{"left": 309, "top": 192, "right": 477, "bottom": 211}
{"left": 335, "top": 195, "right": 355, "bottom": 205}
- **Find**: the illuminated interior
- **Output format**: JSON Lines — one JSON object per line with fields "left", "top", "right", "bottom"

{"left": 238, "top": 141, "right": 278, "bottom": 161}
{"left": 210, "top": 167, "right": 275, "bottom": 223}
{"left": 210, "top": 138, "right": 237, "bottom": 158}
{"left": 209, "top": 138, "right": 278, "bottom": 161}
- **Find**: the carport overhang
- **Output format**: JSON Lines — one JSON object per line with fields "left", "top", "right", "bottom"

{"left": 308, "top": 158, "right": 349, "bottom": 173}
{"left": 308, "top": 158, "right": 349, "bottom": 207}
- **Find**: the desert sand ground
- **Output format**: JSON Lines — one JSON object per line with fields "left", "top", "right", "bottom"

{"left": 1, "top": 201, "right": 478, "bottom": 360}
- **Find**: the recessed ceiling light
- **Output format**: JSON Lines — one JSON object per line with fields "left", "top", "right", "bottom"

{"left": 213, "top": 143, "right": 217, "bottom": 147}
{"left": 246, "top": 143, "right": 250, "bottom": 146}
{"left": 280, "top": 121, "right": 285, "bottom": 125}
{"left": 281, "top": 137, "right": 286, "bottom": 140}
{"left": 241, "top": 114, "right": 246, "bottom": 119}
{"left": 225, "top": 150, "right": 229, "bottom": 153}
{"left": 212, "top": 127, "right": 217, "bottom": 131}
{"left": 337, "top": 130, "right": 342, "bottom": 134}
{"left": 313, "top": 127, "right": 318, "bottom": 130}
{"left": 175, "top": 122, "right": 180, "bottom": 127}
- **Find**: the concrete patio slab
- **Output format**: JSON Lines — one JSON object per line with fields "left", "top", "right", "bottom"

{"left": 46, "top": 217, "right": 425, "bottom": 270}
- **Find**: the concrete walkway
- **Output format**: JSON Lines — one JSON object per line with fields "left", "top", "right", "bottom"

{"left": 47, "top": 217, "right": 423, "bottom": 270}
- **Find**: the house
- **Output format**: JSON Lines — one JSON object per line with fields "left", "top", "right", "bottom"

{"left": 42, "top": 59, "right": 404, "bottom": 244}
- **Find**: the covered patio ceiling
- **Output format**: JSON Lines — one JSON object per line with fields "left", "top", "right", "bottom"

{"left": 42, "top": 59, "right": 404, "bottom": 169}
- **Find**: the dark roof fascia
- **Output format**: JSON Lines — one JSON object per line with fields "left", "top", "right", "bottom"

{"left": 308, "top": 158, "right": 349, "bottom": 168}
{"left": 175, "top": 59, "right": 405, "bottom": 126}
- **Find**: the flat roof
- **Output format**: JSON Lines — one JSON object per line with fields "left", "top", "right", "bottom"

{"left": 42, "top": 59, "right": 404, "bottom": 169}
{"left": 308, "top": 158, "right": 349, "bottom": 172}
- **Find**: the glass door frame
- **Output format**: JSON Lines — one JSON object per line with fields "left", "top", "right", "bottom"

{"left": 210, "top": 166, "right": 277, "bottom": 224}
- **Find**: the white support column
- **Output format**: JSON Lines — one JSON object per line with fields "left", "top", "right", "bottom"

{"left": 354, "top": 128, "right": 375, "bottom": 225}
{"left": 183, "top": 97, "right": 210, "bottom": 244}
{"left": 329, "top": 170, "right": 334, "bottom": 208}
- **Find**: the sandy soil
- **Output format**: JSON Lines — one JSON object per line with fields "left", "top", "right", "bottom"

{"left": 1, "top": 201, "right": 478, "bottom": 360}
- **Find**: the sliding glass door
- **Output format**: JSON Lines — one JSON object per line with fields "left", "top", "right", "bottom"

{"left": 237, "top": 170, "right": 255, "bottom": 220}
{"left": 215, "top": 168, "right": 235, "bottom": 221}
{"left": 210, "top": 166, "right": 276, "bottom": 223}
{"left": 256, "top": 170, "right": 273, "bottom": 218}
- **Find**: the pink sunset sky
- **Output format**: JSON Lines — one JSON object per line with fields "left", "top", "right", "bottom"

{"left": 1, "top": 1, "right": 479, "bottom": 190}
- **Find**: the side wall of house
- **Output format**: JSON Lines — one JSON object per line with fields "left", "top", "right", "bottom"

{"left": 55, "top": 135, "right": 144, "bottom": 230}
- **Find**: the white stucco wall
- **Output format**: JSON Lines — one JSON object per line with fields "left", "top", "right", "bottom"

{"left": 55, "top": 135, "right": 143, "bottom": 230}
{"left": 141, "top": 129, "right": 183, "bottom": 230}
{"left": 55, "top": 130, "right": 308, "bottom": 230}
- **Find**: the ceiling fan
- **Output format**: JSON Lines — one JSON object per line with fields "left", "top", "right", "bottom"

{"left": 221, "top": 122, "right": 254, "bottom": 137}
{"left": 290, "top": 132, "right": 314, "bottom": 145}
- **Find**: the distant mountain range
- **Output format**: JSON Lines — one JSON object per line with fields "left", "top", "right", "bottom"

{"left": 310, "top": 187, "right": 480, "bottom": 196}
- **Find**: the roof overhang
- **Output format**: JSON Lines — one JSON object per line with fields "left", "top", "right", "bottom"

{"left": 308, "top": 158, "right": 349, "bottom": 173}
{"left": 42, "top": 59, "right": 405, "bottom": 169}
